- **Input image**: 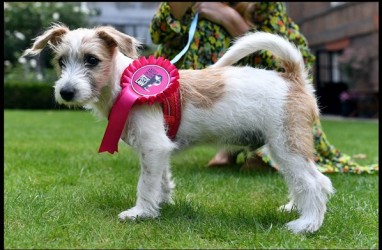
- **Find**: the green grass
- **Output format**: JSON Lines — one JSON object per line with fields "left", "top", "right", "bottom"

{"left": 4, "top": 110, "right": 379, "bottom": 249}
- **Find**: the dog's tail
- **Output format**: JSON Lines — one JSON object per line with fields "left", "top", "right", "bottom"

{"left": 211, "top": 32, "right": 307, "bottom": 81}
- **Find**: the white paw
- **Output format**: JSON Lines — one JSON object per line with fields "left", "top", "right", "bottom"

{"left": 118, "top": 207, "right": 158, "bottom": 221}
{"left": 286, "top": 218, "right": 322, "bottom": 234}
{"left": 279, "top": 201, "right": 296, "bottom": 213}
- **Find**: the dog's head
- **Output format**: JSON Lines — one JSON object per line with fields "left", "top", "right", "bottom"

{"left": 23, "top": 23, "right": 141, "bottom": 107}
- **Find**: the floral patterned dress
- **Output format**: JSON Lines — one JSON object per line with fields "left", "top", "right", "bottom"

{"left": 149, "top": 2, "right": 378, "bottom": 174}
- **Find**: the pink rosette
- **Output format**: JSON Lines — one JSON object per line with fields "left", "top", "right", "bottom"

{"left": 98, "top": 56, "right": 180, "bottom": 154}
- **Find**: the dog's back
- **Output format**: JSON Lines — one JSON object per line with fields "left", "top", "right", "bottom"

{"left": 177, "top": 66, "right": 286, "bottom": 148}
{"left": 177, "top": 32, "right": 319, "bottom": 151}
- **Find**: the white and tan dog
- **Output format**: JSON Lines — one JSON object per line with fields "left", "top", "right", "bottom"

{"left": 24, "top": 24, "right": 334, "bottom": 234}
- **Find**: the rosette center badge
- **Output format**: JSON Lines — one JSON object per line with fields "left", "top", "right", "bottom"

{"left": 131, "top": 65, "right": 170, "bottom": 96}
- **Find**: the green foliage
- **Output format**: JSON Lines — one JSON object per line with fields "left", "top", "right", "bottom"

{"left": 4, "top": 2, "right": 100, "bottom": 85}
{"left": 4, "top": 81, "right": 68, "bottom": 110}
{"left": 5, "top": 63, "right": 57, "bottom": 84}
{"left": 4, "top": 2, "right": 98, "bottom": 66}
{"left": 4, "top": 65, "right": 67, "bottom": 109}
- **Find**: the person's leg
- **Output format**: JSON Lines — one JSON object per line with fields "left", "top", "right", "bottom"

{"left": 207, "top": 149, "right": 240, "bottom": 167}
{"left": 240, "top": 147, "right": 276, "bottom": 172}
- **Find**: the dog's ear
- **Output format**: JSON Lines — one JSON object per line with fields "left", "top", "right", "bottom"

{"left": 96, "top": 26, "right": 141, "bottom": 59}
{"left": 22, "top": 23, "right": 69, "bottom": 57}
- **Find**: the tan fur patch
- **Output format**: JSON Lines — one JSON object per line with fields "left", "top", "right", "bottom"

{"left": 179, "top": 68, "right": 226, "bottom": 109}
{"left": 95, "top": 26, "right": 140, "bottom": 59}
{"left": 281, "top": 75, "right": 319, "bottom": 160}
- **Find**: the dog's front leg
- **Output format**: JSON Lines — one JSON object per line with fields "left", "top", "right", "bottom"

{"left": 118, "top": 146, "right": 173, "bottom": 221}
{"left": 118, "top": 106, "right": 176, "bottom": 221}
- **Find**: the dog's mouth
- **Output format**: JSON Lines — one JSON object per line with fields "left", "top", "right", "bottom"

{"left": 57, "top": 95, "right": 99, "bottom": 108}
{"left": 57, "top": 98, "right": 93, "bottom": 108}
{"left": 55, "top": 87, "right": 98, "bottom": 108}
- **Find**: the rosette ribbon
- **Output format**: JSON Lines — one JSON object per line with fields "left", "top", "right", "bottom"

{"left": 98, "top": 55, "right": 180, "bottom": 154}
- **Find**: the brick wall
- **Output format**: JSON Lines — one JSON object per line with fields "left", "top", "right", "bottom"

{"left": 286, "top": 2, "right": 379, "bottom": 90}
{"left": 285, "top": 2, "right": 379, "bottom": 117}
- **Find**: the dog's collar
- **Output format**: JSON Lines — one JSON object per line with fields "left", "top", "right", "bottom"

{"left": 98, "top": 56, "right": 180, "bottom": 154}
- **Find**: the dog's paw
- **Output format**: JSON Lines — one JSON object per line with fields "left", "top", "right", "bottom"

{"left": 285, "top": 218, "right": 322, "bottom": 234}
{"left": 118, "top": 207, "right": 158, "bottom": 221}
{"left": 278, "top": 201, "right": 296, "bottom": 213}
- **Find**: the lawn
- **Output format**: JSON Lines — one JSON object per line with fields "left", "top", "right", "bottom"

{"left": 4, "top": 110, "right": 379, "bottom": 249}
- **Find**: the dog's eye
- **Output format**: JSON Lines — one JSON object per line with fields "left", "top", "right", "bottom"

{"left": 84, "top": 54, "right": 100, "bottom": 67}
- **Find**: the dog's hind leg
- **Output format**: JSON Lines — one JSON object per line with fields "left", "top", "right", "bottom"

{"left": 118, "top": 106, "right": 176, "bottom": 221}
{"left": 267, "top": 140, "right": 334, "bottom": 233}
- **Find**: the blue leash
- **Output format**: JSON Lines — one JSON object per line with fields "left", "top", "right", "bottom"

{"left": 170, "top": 12, "right": 199, "bottom": 64}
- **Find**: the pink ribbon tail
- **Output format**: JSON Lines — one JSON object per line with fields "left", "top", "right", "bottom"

{"left": 98, "top": 87, "right": 138, "bottom": 154}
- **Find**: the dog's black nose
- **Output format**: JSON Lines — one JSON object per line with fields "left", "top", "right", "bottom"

{"left": 60, "top": 86, "right": 75, "bottom": 101}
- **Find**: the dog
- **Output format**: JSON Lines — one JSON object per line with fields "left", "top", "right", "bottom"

{"left": 23, "top": 24, "right": 334, "bottom": 234}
